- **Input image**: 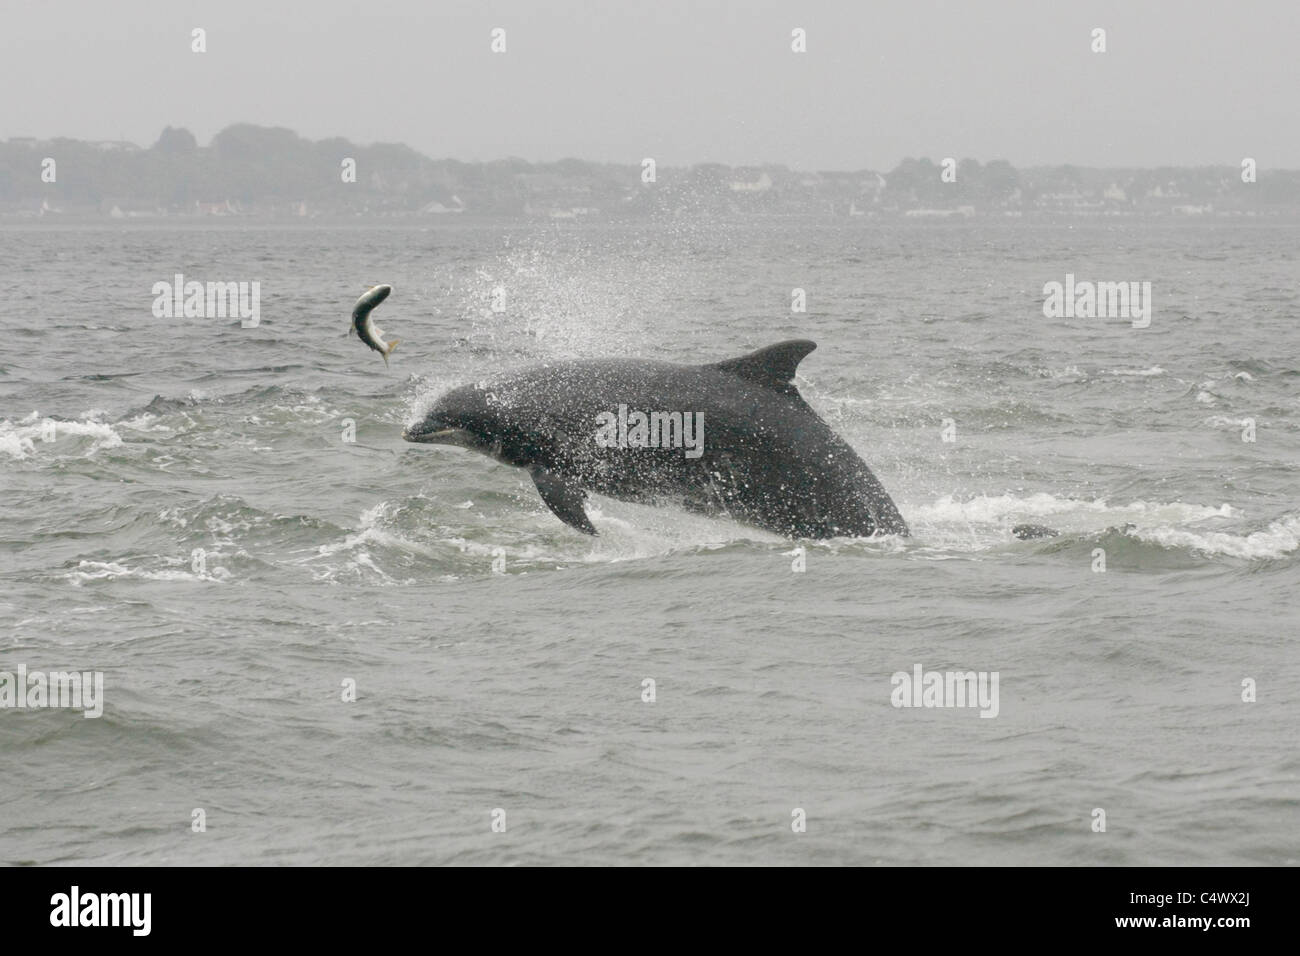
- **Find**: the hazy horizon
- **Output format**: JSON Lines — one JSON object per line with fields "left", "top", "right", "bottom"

{"left": 2, "top": 0, "right": 1296, "bottom": 171}
{"left": 12, "top": 121, "right": 1299, "bottom": 174}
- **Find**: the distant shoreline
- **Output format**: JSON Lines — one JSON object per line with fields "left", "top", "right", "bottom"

{"left": 6, "top": 212, "right": 1300, "bottom": 226}
{"left": 6, "top": 124, "right": 1299, "bottom": 220}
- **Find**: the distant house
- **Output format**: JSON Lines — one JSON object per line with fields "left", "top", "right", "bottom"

{"left": 730, "top": 172, "right": 773, "bottom": 193}
{"left": 194, "top": 199, "right": 239, "bottom": 216}
{"left": 104, "top": 200, "right": 163, "bottom": 218}
{"left": 862, "top": 173, "right": 887, "bottom": 204}
{"left": 904, "top": 206, "right": 974, "bottom": 218}
{"left": 549, "top": 206, "right": 597, "bottom": 219}
{"left": 1035, "top": 191, "right": 1105, "bottom": 213}
{"left": 420, "top": 195, "right": 465, "bottom": 214}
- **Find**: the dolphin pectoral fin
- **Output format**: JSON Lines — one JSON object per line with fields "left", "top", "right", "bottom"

{"left": 530, "top": 468, "right": 597, "bottom": 535}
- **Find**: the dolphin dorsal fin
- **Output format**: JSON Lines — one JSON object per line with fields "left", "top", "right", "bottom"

{"left": 710, "top": 340, "right": 817, "bottom": 395}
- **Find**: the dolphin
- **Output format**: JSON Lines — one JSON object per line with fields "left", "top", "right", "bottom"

{"left": 402, "top": 339, "right": 909, "bottom": 539}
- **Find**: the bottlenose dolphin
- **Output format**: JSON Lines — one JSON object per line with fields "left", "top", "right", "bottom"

{"left": 402, "top": 340, "right": 909, "bottom": 539}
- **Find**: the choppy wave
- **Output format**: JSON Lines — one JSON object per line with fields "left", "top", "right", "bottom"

{"left": 65, "top": 558, "right": 232, "bottom": 586}
{"left": 0, "top": 413, "right": 125, "bottom": 459}
{"left": 1134, "top": 513, "right": 1300, "bottom": 560}
{"left": 906, "top": 494, "right": 1299, "bottom": 559}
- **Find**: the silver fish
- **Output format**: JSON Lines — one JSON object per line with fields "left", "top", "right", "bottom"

{"left": 352, "top": 284, "right": 399, "bottom": 366}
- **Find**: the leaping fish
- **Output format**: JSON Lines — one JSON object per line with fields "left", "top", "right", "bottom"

{"left": 351, "top": 284, "right": 399, "bottom": 366}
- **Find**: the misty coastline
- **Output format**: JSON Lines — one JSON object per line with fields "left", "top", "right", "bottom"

{"left": 6, "top": 124, "right": 1299, "bottom": 222}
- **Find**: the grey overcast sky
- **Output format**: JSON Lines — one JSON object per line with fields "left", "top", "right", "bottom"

{"left": 2, "top": 0, "right": 1296, "bottom": 169}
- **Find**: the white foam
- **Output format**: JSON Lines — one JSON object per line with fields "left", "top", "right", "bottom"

{"left": 908, "top": 494, "right": 1296, "bottom": 559}
{"left": 0, "top": 416, "right": 124, "bottom": 459}
{"left": 1135, "top": 515, "right": 1300, "bottom": 560}
{"left": 1035, "top": 365, "right": 1086, "bottom": 381}
{"left": 911, "top": 493, "right": 1233, "bottom": 527}
{"left": 576, "top": 499, "right": 779, "bottom": 562}
{"left": 296, "top": 503, "right": 433, "bottom": 583}
{"left": 117, "top": 412, "right": 172, "bottom": 434}
{"left": 1106, "top": 366, "right": 1165, "bottom": 377}
{"left": 0, "top": 430, "right": 35, "bottom": 459}
{"left": 907, "top": 493, "right": 1238, "bottom": 551}
{"left": 65, "top": 559, "right": 231, "bottom": 585}
{"left": 1202, "top": 416, "right": 1253, "bottom": 430}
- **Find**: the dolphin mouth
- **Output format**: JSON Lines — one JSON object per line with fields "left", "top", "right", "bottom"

{"left": 402, "top": 425, "right": 471, "bottom": 445}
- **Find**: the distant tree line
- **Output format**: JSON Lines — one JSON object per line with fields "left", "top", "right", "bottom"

{"left": 2, "top": 124, "right": 1297, "bottom": 217}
